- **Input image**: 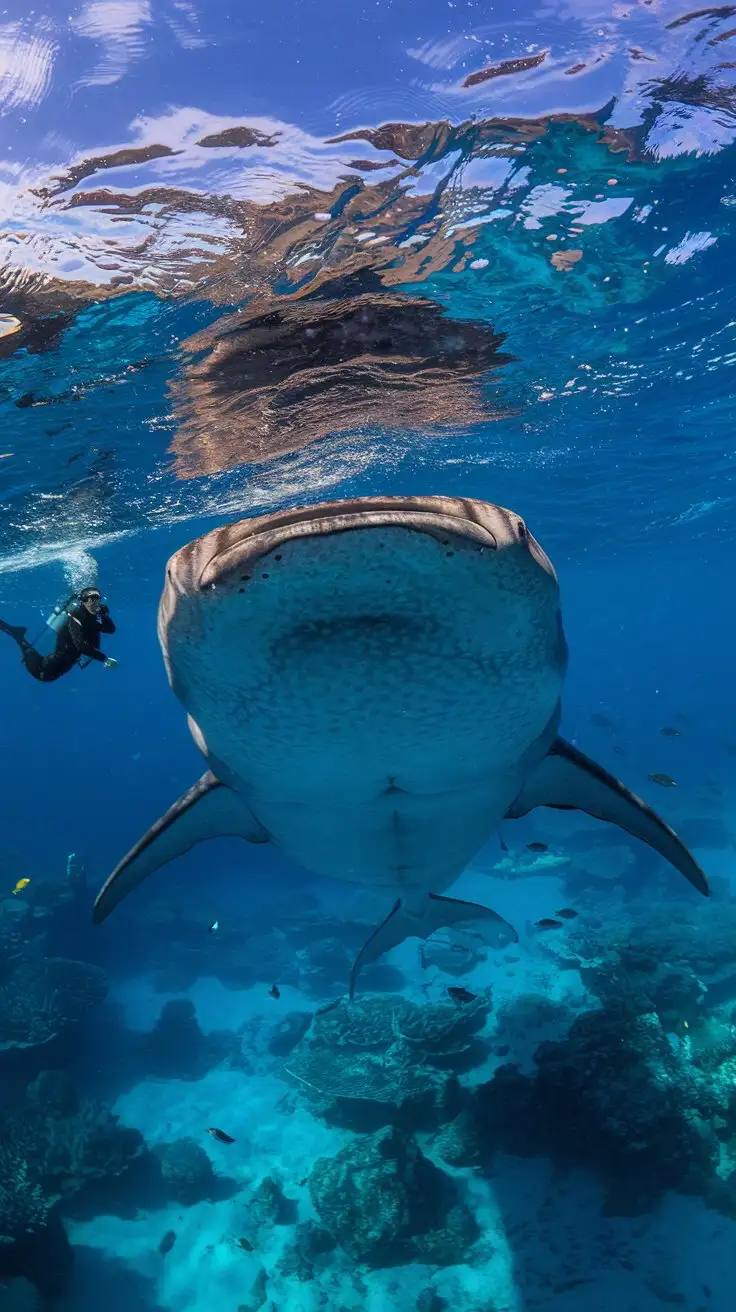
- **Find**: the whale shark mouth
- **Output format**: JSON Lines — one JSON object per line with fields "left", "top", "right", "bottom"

{"left": 197, "top": 500, "right": 500, "bottom": 591}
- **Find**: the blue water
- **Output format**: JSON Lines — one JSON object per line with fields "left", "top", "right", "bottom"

{"left": 3, "top": 1, "right": 736, "bottom": 1309}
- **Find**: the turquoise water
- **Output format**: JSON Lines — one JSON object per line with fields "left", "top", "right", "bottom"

{"left": 2, "top": 2, "right": 736, "bottom": 1310}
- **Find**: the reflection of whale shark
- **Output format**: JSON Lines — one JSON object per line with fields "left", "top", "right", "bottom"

{"left": 93, "top": 496, "right": 708, "bottom": 992}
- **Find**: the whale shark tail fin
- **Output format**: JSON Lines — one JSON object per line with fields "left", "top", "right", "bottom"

{"left": 349, "top": 893, "right": 518, "bottom": 998}
{"left": 92, "top": 772, "right": 269, "bottom": 924}
{"left": 507, "top": 735, "right": 709, "bottom": 896}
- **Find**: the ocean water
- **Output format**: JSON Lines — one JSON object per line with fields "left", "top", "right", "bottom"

{"left": 3, "top": 1, "right": 736, "bottom": 1310}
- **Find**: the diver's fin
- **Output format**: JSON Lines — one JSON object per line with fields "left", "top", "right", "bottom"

{"left": 506, "top": 736, "right": 709, "bottom": 896}
{"left": 92, "top": 771, "right": 268, "bottom": 924}
{"left": 349, "top": 893, "right": 518, "bottom": 998}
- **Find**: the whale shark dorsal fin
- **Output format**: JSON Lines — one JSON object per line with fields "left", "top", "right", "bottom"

{"left": 506, "top": 736, "right": 709, "bottom": 897}
{"left": 92, "top": 771, "right": 268, "bottom": 924}
{"left": 349, "top": 893, "right": 518, "bottom": 998}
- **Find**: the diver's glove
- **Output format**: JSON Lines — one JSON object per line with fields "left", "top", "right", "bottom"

{"left": 103, "top": 657, "right": 118, "bottom": 669}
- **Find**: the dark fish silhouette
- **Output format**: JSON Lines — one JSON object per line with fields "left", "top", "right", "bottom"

{"left": 648, "top": 773, "right": 678, "bottom": 788}
{"left": 612, "top": 745, "right": 626, "bottom": 756}
{"left": 535, "top": 918, "right": 563, "bottom": 930}
{"left": 207, "top": 1127, "right": 235, "bottom": 1144}
{"left": 526, "top": 841, "right": 548, "bottom": 852}
{"left": 268, "top": 984, "right": 281, "bottom": 999}
{"left": 499, "top": 837, "right": 509, "bottom": 853}
{"left": 591, "top": 712, "right": 615, "bottom": 729}
{"left": 447, "top": 986, "right": 478, "bottom": 1005}
{"left": 555, "top": 908, "right": 578, "bottom": 920}
{"left": 659, "top": 726, "right": 681, "bottom": 738}
{"left": 237, "top": 1237, "right": 254, "bottom": 1252}
{"left": 158, "top": 1230, "right": 177, "bottom": 1255}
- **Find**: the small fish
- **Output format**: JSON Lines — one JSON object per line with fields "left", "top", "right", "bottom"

{"left": 659, "top": 726, "right": 681, "bottom": 738}
{"left": 499, "top": 837, "right": 509, "bottom": 853}
{"left": 11, "top": 878, "right": 30, "bottom": 896}
{"left": 612, "top": 745, "right": 626, "bottom": 756}
{"left": 158, "top": 1230, "right": 177, "bottom": 1256}
{"left": 208, "top": 919, "right": 219, "bottom": 934}
{"left": 535, "top": 918, "right": 563, "bottom": 931}
{"left": 555, "top": 908, "right": 578, "bottom": 920}
{"left": 236, "top": 1237, "right": 254, "bottom": 1253}
{"left": 206, "top": 1127, "right": 235, "bottom": 1144}
{"left": 526, "top": 842, "right": 548, "bottom": 853}
{"left": 447, "top": 986, "right": 478, "bottom": 1005}
{"left": 648, "top": 772, "right": 678, "bottom": 788}
{"left": 297, "top": 1176, "right": 308, "bottom": 1187}
{"left": 268, "top": 984, "right": 281, "bottom": 999}
{"left": 591, "top": 712, "right": 615, "bottom": 729}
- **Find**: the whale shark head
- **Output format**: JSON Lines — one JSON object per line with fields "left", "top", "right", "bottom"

{"left": 159, "top": 495, "right": 567, "bottom": 796}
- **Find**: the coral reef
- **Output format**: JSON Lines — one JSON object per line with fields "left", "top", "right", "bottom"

{"left": 0, "top": 1145, "right": 72, "bottom": 1301}
{"left": 0, "top": 1152, "right": 47, "bottom": 1243}
{"left": 0, "top": 956, "right": 107, "bottom": 1050}
{"left": 309, "top": 1124, "right": 478, "bottom": 1266}
{"left": 435, "top": 1004, "right": 736, "bottom": 1215}
{"left": 4, "top": 1081, "right": 145, "bottom": 1202}
{"left": 285, "top": 994, "right": 489, "bottom": 1130}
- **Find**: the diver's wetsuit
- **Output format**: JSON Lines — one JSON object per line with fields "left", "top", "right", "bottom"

{"left": 0, "top": 604, "right": 116, "bottom": 682}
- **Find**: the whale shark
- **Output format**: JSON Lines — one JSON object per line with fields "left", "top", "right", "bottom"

{"left": 93, "top": 496, "right": 708, "bottom": 992}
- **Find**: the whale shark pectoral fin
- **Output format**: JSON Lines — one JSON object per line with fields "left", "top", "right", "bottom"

{"left": 92, "top": 771, "right": 268, "bottom": 924}
{"left": 506, "top": 736, "right": 709, "bottom": 897}
{"left": 349, "top": 893, "right": 518, "bottom": 999}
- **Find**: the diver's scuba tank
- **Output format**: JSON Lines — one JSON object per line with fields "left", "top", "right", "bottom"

{"left": 45, "top": 593, "right": 79, "bottom": 634}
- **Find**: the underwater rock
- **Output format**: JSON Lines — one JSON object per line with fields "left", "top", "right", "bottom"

{"left": 433, "top": 1107, "right": 483, "bottom": 1168}
{"left": 0, "top": 897, "right": 30, "bottom": 932}
{"left": 140, "top": 998, "right": 237, "bottom": 1079}
{"left": 416, "top": 1290, "right": 448, "bottom": 1312}
{"left": 308, "top": 1124, "right": 478, "bottom": 1266}
{"left": 277, "top": 1220, "right": 335, "bottom": 1281}
{"left": 154, "top": 1138, "right": 218, "bottom": 1204}
{"left": 250, "top": 1175, "right": 294, "bottom": 1227}
{"left": 267, "top": 1010, "right": 313, "bottom": 1057}
{"left": 0, "top": 957, "right": 107, "bottom": 1050}
{"left": 0, "top": 1277, "right": 41, "bottom": 1312}
{"left": 238, "top": 1266, "right": 269, "bottom": 1312}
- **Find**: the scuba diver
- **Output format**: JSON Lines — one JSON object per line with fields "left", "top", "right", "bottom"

{"left": 0, "top": 587, "right": 117, "bottom": 682}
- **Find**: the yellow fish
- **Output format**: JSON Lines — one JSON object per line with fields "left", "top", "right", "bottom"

{"left": 12, "top": 878, "right": 30, "bottom": 896}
